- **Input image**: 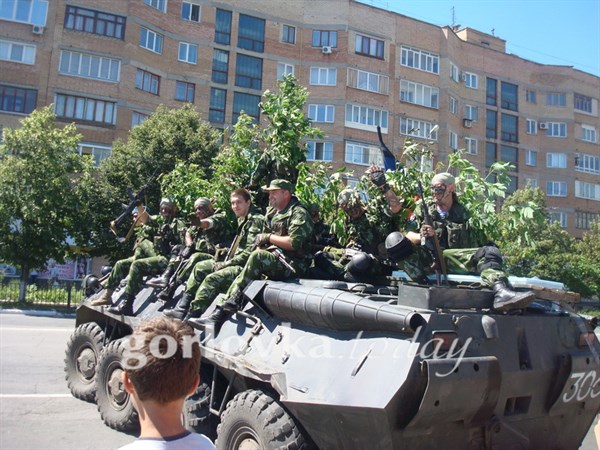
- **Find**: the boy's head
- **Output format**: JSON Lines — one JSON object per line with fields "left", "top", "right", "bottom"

{"left": 123, "top": 317, "right": 200, "bottom": 404}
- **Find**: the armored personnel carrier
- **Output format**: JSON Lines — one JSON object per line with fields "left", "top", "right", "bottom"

{"left": 65, "top": 273, "right": 599, "bottom": 449}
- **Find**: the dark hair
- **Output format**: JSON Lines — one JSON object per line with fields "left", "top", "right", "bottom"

{"left": 231, "top": 188, "right": 251, "bottom": 202}
{"left": 124, "top": 317, "right": 200, "bottom": 404}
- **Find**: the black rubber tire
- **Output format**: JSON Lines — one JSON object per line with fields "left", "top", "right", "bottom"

{"left": 64, "top": 322, "right": 105, "bottom": 403}
{"left": 95, "top": 338, "right": 139, "bottom": 432}
{"left": 184, "top": 382, "right": 218, "bottom": 440}
{"left": 216, "top": 390, "right": 306, "bottom": 450}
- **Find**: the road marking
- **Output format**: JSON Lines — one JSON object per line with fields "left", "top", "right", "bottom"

{"left": 0, "top": 394, "right": 73, "bottom": 398}
{"left": 0, "top": 327, "right": 72, "bottom": 332}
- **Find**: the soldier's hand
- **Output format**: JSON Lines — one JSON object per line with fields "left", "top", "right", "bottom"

{"left": 213, "top": 261, "right": 227, "bottom": 271}
{"left": 420, "top": 225, "right": 434, "bottom": 239}
{"left": 180, "top": 245, "right": 193, "bottom": 259}
{"left": 366, "top": 166, "right": 390, "bottom": 193}
{"left": 254, "top": 233, "right": 272, "bottom": 248}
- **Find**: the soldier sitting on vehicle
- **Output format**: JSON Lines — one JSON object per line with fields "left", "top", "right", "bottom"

{"left": 380, "top": 171, "right": 536, "bottom": 312}
{"left": 163, "top": 188, "right": 264, "bottom": 320}
{"left": 147, "top": 197, "right": 232, "bottom": 300}
{"left": 92, "top": 198, "right": 185, "bottom": 316}
{"left": 189, "top": 179, "right": 313, "bottom": 331}
{"left": 312, "top": 187, "right": 396, "bottom": 282}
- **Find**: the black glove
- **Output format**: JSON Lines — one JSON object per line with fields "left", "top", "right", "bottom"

{"left": 254, "top": 233, "right": 271, "bottom": 248}
{"left": 367, "top": 168, "right": 390, "bottom": 193}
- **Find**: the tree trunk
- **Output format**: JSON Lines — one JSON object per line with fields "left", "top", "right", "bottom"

{"left": 18, "top": 265, "right": 29, "bottom": 303}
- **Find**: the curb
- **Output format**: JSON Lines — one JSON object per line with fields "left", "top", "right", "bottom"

{"left": 0, "top": 308, "right": 76, "bottom": 319}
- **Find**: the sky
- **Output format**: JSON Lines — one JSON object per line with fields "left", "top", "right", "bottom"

{"left": 358, "top": 0, "right": 600, "bottom": 77}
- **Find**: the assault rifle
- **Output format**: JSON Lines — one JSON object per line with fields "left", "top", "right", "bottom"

{"left": 110, "top": 185, "right": 149, "bottom": 243}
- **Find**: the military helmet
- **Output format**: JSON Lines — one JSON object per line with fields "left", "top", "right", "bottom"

{"left": 385, "top": 231, "right": 414, "bottom": 260}
{"left": 337, "top": 188, "right": 362, "bottom": 208}
{"left": 83, "top": 274, "right": 101, "bottom": 297}
{"left": 347, "top": 252, "right": 373, "bottom": 275}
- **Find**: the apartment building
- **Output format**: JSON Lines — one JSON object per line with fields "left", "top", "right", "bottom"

{"left": 1, "top": 0, "right": 598, "bottom": 237}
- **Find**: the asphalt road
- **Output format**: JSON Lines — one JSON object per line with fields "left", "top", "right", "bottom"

{"left": 0, "top": 312, "right": 598, "bottom": 450}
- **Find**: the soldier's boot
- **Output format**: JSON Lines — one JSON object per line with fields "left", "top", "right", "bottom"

{"left": 146, "top": 266, "right": 174, "bottom": 288}
{"left": 187, "top": 306, "right": 229, "bottom": 333}
{"left": 492, "top": 281, "right": 536, "bottom": 313}
{"left": 108, "top": 293, "right": 135, "bottom": 316}
{"left": 163, "top": 293, "right": 193, "bottom": 320}
{"left": 89, "top": 287, "right": 114, "bottom": 306}
{"left": 158, "top": 280, "right": 181, "bottom": 301}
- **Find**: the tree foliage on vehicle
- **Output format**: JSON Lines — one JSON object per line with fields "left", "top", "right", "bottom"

{"left": 0, "top": 107, "right": 93, "bottom": 283}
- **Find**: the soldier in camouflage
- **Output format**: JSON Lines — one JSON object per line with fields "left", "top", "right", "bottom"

{"left": 190, "top": 179, "right": 313, "bottom": 330}
{"left": 164, "top": 189, "right": 264, "bottom": 319}
{"left": 385, "top": 172, "right": 535, "bottom": 312}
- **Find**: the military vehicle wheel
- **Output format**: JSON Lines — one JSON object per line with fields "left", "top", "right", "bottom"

{"left": 64, "top": 322, "right": 105, "bottom": 402}
{"left": 95, "top": 338, "right": 139, "bottom": 432}
{"left": 185, "top": 382, "right": 218, "bottom": 440}
{"left": 216, "top": 390, "right": 306, "bottom": 450}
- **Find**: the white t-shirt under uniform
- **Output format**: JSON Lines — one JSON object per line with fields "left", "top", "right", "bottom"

{"left": 118, "top": 431, "right": 215, "bottom": 450}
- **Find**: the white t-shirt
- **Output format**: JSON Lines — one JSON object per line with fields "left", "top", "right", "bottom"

{"left": 118, "top": 431, "right": 215, "bottom": 450}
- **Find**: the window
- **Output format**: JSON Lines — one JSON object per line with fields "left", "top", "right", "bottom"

{"left": 546, "top": 181, "right": 567, "bottom": 197}
{"left": 464, "top": 104, "right": 478, "bottom": 121}
{"left": 501, "top": 113, "right": 518, "bottom": 142}
{"left": 548, "top": 211, "right": 568, "bottom": 228}
{"left": 214, "top": 9, "right": 231, "bottom": 45}
{"left": 501, "top": 82, "right": 518, "bottom": 111}
{"left": 347, "top": 68, "right": 389, "bottom": 95}
{"left": 312, "top": 30, "right": 337, "bottom": 47}
{"left": 464, "top": 72, "right": 478, "bottom": 89}
{"left": 0, "top": 39, "right": 35, "bottom": 64}
{"left": 526, "top": 89, "right": 536, "bottom": 104}
{"left": 79, "top": 143, "right": 111, "bottom": 167}
{"left": 575, "top": 181, "right": 600, "bottom": 201}
{"left": 525, "top": 150, "right": 537, "bottom": 166}
{"left": 345, "top": 141, "right": 382, "bottom": 166}
{"left": 144, "top": 0, "right": 166, "bottom": 12}
{"left": 277, "top": 63, "right": 294, "bottom": 80}
{"left": 355, "top": 34, "right": 384, "bottom": 59}
{"left": 54, "top": 93, "right": 115, "bottom": 124}
{"left": 310, "top": 67, "right": 336, "bottom": 86}
{"left": 1, "top": 0, "right": 48, "bottom": 25}
{"left": 546, "top": 92, "right": 566, "bottom": 107}
{"left": 401, "top": 46, "right": 439, "bottom": 74}
{"left": 400, "top": 118, "right": 438, "bottom": 140}
{"left": 500, "top": 145, "right": 518, "bottom": 165}
{"left": 308, "top": 104, "right": 334, "bottom": 123}
{"left": 448, "top": 131, "right": 458, "bottom": 150}
{"left": 574, "top": 93, "right": 593, "bottom": 113}
{"left": 135, "top": 69, "right": 160, "bottom": 95}
{"left": 282, "top": 25, "right": 296, "bottom": 44}
{"left": 486, "top": 110, "right": 497, "bottom": 139}
{"left": 233, "top": 92, "right": 260, "bottom": 123}
{"left": 486, "top": 78, "right": 497, "bottom": 106}
{"left": 132, "top": 111, "right": 148, "bottom": 127}
{"left": 575, "top": 153, "right": 600, "bottom": 174}
{"left": 400, "top": 80, "right": 439, "bottom": 108}
{"left": 178, "top": 42, "right": 198, "bottom": 64}
{"left": 576, "top": 211, "right": 598, "bottom": 230}
{"left": 64, "top": 5, "right": 125, "bottom": 39}
{"left": 450, "top": 62, "right": 459, "bottom": 82}
{"left": 238, "top": 14, "right": 265, "bottom": 52}
{"left": 465, "top": 137, "right": 477, "bottom": 155}
{"left": 546, "top": 122, "right": 567, "bottom": 137}
{"left": 581, "top": 125, "right": 597, "bottom": 143}
{"left": 345, "top": 104, "right": 388, "bottom": 133}
{"left": 449, "top": 96, "right": 457, "bottom": 115}
{"left": 175, "top": 81, "right": 195, "bottom": 102}
{"left": 209, "top": 88, "right": 226, "bottom": 123}
{"left": 235, "top": 54, "right": 263, "bottom": 90}
{"left": 0, "top": 84, "right": 37, "bottom": 114}
{"left": 181, "top": 1, "right": 200, "bottom": 22}
{"left": 526, "top": 119, "right": 537, "bottom": 135}
{"left": 507, "top": 176, "right": 517, "bottom": 194}
{"left": 546, "top": 152, "right": 567, "bottom": 168}
{"left": 212, "top": 49, "right": 229, "bottom": 84}
{"left": 525, "top": 177, "right": 538, "bottom": 188}
{"left": 139, "top": 27, "right": 163, "bottom": 54}
{"left": 307, "top": 141, "right": 333, "bottom": 161}
{"left": 485, "top": 142, "right": 496, "bottom": 168}
{"left": 59, "top": 50, "right": 120, "bottom": 82}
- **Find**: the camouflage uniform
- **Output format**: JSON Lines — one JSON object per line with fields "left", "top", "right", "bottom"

{"left": 188, "top": 207, "right": 264, "bottom": 311}
{"left": 402, "top": 198, "right": 506, "bottom": 286}
{"left": 220, "top": 196, "right": 313, "bottom": 302}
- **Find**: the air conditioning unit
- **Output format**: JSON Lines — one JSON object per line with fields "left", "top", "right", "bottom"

{"left": 321, "top": 45, "right": 333, "bottom": 54}
{"left": 539, "top": 122, "right": 548, "bottom": 130}
{"left": 463, "top": 118, "right": 472, "bottom": 128}
{"left": 32, "top": 25, "right": 44, "bottom": 35}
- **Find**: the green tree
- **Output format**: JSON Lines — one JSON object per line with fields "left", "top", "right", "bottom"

{"left": 0, "top": 107, "right": 93, "bottom": 300}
